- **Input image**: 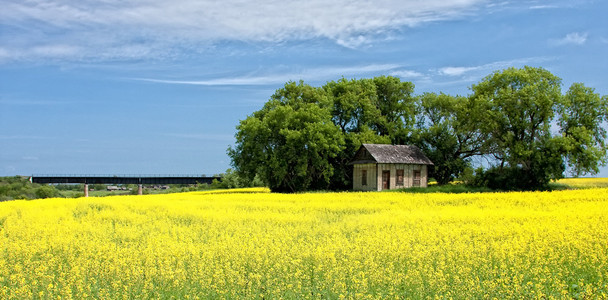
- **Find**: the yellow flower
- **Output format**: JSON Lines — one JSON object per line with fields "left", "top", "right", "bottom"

{"left": 0, "top": 187, "right": 606, "bottom": 298}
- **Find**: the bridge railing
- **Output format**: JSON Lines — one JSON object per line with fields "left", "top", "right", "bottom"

{"left": 30, "top": 174, "right": 223, "bottom": 197}
{"left": 30, "top": 175, "right": 222, "bottom": 185}
{"left": 31, "top": 174, "right": 212, "bottom": 178}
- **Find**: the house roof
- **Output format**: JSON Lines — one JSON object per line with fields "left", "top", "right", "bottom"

{"left": 350, "top": 144, "right": 434, "bottom": 165}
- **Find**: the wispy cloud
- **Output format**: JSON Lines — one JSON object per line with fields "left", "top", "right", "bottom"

{"left": 389, "top": 69, "right": 426, "bottom": 79}
{"left": 437, "top": 57, "right": 554, "bottom": 78}
{"left": 529, "top": 5, "right": 559, "bottom": 9}
{"left": 527, "top": 0, "right": 588, "bottom": 10}
{"left": 552, "top": 32, "right": 588, "bottom": 46}
{"left": 439, "top": 66, "right": 479, "bottom": 77}
{"left": 132, "top": 64, "right": 401, "bottom": 86}
{"left": 1, "top": 0, "right": 488, "bottom": 62}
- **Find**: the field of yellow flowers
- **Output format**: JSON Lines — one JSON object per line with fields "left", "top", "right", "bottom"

{"left": 1, "top": 185, "right": 607, "bottom": 299}
{"left": 556, "top": 177, "right": 608, "bottom": 189}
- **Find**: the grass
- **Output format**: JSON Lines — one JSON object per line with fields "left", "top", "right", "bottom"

{"left": 395, "top": 177, "right": 608, "bottom": 194}
{"left": 394, "top": 184, "right": 494, "bottom": 193}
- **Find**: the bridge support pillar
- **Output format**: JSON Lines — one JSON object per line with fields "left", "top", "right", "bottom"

{"left": 138, "top": 184, "right": 143, "bottom": 195}
{"left": 84, "top": 183, "right": 89, "bottom": 197}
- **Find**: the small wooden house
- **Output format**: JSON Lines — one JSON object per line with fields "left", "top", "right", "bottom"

{"left": 350, "top": 144, "right": 434, "bottom": 191}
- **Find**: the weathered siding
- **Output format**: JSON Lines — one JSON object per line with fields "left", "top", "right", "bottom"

{"left": 375, "top": 163, "right": 429, "bottom": 190}
{"left": 353, "top": 163, "right": 429, "bottom": 191}
{"left": 353, "top": 163, "right": 377, "bottom": 191}
{"left": 421, "top": 165, "right": 428, "bottom": 188}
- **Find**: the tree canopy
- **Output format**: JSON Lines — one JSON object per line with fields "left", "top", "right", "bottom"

{"left": 470, "top": 67, "right": 608, "bottom": 189}
{"left": 412, "top": 92, "right": 486, "bottom": 185}
{"left": 229, "top": 67, "right": 608, "bottom": 192}
{"left": 228, "top": 81, "right": 344, "bottom": 192}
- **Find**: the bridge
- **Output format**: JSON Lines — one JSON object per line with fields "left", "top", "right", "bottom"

{"left": 30, "top": 174, "right": 222, "bottom": 197}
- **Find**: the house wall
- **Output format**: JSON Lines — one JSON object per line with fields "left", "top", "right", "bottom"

{"left": 352, "top": 163, "right": 377, "bottom": 191}
{"left": 353, "top": 163, "right": 429, "bottom": 191}
{"left": 375, "top": 164, "right": 429, "bottom": 191}
{"left": 421, "top": 165, "right": 428, "bottom": 187}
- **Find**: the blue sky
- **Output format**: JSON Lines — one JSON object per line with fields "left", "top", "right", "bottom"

{"left": 1, "top": 0, "right": 607, "bottom": 177}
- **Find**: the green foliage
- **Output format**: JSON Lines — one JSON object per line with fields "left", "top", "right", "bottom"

{"left": 395, "top": 183, "right": 494, "bottom": 194}
{"left": 230, "top": 77, "right": 417, "bottom": 192}
{"left": 471, "top": 66, "right": 561, "bottom": 168}
{"left": 412, "top": 92, "right": 485, "bottom": 185}
{"left": 229, "top": 81, "right": 345, "bottom": 192}
{"left": 54, "top": 184, "right": 84, "bottom": 191}
{"left": 370, "top": 76, "right": 417, "bottom": 144}
{"left": 559, "top": 83, "right": 608, "bottom": 176}
{"left": 229, "top": 67, "right": 607, "bottom": 192}
{"left": 210, "top": 169, "right": 264, "bottom": 189}
{"left": 469, "top": 67, "right": 608, "bottom": 189}
{"left": 35, "top": 185, "right": 61, "bottom": 199}
{"left": 0, "top": 176, "right": 40, "bottom": 201}
{"left": 324, "top": 77, "right": 396, "bottom": 190}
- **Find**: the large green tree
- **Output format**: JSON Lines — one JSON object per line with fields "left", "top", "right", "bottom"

{"left": 470, "top": 66, "right": 608, "bottom": 189}
{"left": 228, "top": 81, "right": 344, "bottom": 192}
{"left": 230, "top": 76, "right": 415, "bottom": 192}
{"left": 558, "top": 83, "right": 608, "bottom": 176}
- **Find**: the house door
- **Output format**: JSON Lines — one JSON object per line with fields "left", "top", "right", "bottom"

{"left": 413, "top": 170, "right": 421, "bottom": 187}
{"left": 382, "top": 170, "right": 390, "bottom": 190}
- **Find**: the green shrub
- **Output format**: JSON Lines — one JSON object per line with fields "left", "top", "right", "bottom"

{"left": 35, "top": 186, "right": 60, "bottom": 199}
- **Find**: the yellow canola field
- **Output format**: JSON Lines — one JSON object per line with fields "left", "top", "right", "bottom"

{"left": 556, "top": 177, "right": 608, "bottom": 189}
{"left": 1, "top": 188, "right": 607, "bottom": 299}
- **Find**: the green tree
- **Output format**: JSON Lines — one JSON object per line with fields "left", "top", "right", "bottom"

{"left": 229, "top": 81, "right": 344, "bottom": 192}
{"left": 324, "top": 78, "right": 391, "bottom": 189}
{"left": 326, "top": 78, "right": 380, "bottom": 134}
{"left": 371, "top": 76, "right": 417, "bottom": 144}
{"left": 471, "top": 66, "right": 563, "bottom": 188}
{"left": 211, "top": 168, "right": 264, "bottom": 189}
{"left": 35, "top": 185, "right": 60, "bottom": 199}
{"left": 558, "top": 83, "right": 608, "bottom": 176}
{"left": 413, "top": 92, "right": 485, "bottom": 185}
{"left": 470, "top": 66, "right": 607, "bottom": 189}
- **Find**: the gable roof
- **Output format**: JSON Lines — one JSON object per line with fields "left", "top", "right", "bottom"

{"left": 350, "top": 144, "right": 434, "bottom": 165}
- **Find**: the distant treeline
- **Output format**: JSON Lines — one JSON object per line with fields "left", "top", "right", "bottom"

{"left": 0, "top": 171, "right": 263, "bottom": 201}
{"left": 0, "top": 176, "right": 62, "bottom": 201}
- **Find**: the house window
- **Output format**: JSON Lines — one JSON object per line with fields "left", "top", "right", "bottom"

{"left": 397, "top": 169, "right": 404, "bottom": 186}
{"left": 361, "top": 169, "right": 367, "bottom": 186}
{"left": 413, "top": 170, "right": 421, "bottom": 187}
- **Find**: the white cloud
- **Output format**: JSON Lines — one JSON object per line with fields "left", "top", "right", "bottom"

{"left": 30, "top": 45, "right": 82, "bottom": 57}
{"left": 132, "top": 64, "right": 401, "bottom": 86}
{"left": 439, "top": 66, "right": 478, "bottom": 76}
{"left": 437, "top": 57, "right": 554, "bottom": 78}
{"left": 553, "top": 32, "right": 588, "bottom": 46}
{"left": 0, "top": 0, "right": 488, "bottom": 62}
{"left": 0, "top": 48, "right": 10, "bottom": 61}
{"left": 390, "top": 69, "right": 425, "bottom": 78}
{"left": 529, "top": 5, "right": 558, "bottom": 9}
